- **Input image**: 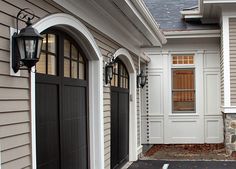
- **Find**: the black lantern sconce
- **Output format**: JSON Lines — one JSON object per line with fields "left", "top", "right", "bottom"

{"left": 137, "top": 70, "right": 147, "bottom": 88}
{"left": 12, "top": 8, "right": 43, "bottom": 73}
{"left": 105, "top": 56, "right": 116, "bottom": 84}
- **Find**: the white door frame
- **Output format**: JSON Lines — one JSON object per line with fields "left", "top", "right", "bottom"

{"left": 113, "top": 48, "right": 138, "bottom": 161}
{"left": 31, "top": 13, "right": 104, "bottom": 169}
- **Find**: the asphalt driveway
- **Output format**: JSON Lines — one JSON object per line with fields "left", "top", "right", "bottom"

{"left": 128, "top": 160, "right": 236, "bottom": 169}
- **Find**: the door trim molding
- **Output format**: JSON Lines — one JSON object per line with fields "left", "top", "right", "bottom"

{"left": 114, "top": 48, "right": 138, "bottom": 161}
{"left": 31, "top": 13, "right": 104, "bottom": 169}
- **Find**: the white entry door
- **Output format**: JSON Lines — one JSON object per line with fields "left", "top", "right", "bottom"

{"left": 141, "top": 51, "right": 223, "bottom": 144}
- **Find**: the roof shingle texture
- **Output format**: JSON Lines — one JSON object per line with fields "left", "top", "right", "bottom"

{"left": 144, "top": 0, "right": 199, "bottom": 30}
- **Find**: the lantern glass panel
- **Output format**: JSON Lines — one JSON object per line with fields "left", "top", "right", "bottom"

{"left": 141, "top": 76, "right": 146, "bottom": 85}
{"left": 36, "top": 38, "right": 43, "bottom": 59}
{"left": 25, "top": 39, "right": 37, "bottom": 59}
{"left": 17, "top": 38, "right": 25, "bottom": 60}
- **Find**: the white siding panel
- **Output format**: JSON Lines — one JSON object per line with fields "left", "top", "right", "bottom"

{"left": 148, "top": 74, "right": 163, "bottom": 115}
{"left": 204, "top": 73, "right": 221, "bottom": 115}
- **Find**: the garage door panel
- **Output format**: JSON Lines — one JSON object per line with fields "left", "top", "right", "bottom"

{"left": 62, "top": 86, "right": 88, "bottom": 169}
{"left": 36, "top": 83, "right": 60, "bottom": 169}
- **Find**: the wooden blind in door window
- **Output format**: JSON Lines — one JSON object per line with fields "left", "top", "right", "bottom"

{"left": 172, "top": 69, "right": 195, "bottom": 112}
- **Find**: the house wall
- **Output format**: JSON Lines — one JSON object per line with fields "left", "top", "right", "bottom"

{"left": 0, "top": 1, "right": 141, "bottom": 169}
{"left": 0, "top": 1, "right": 62, "bottom": 168}
{"left": 223, "top": 15, "right": 236, "bottom": 156}
{"left": 142, "top": 38, "right": 223, "bottom": 144}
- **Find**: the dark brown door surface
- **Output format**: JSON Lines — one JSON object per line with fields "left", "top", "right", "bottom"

{"left": 111, "top": 87, "right": 129, "bottom": 169}
{"left": 36, "top": 30, "right": 88, "bottom": 169}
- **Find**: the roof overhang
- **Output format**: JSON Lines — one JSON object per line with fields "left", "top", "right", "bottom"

{"left": 52, "top": 0, "right": 166, "bottom": 61}
{"left": 113, "top": 0, "right": 166, "bottom": 46}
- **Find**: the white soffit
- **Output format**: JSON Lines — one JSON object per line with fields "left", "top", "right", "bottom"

{"left": 52, "top": 0, "right": 151, "bottom": 60}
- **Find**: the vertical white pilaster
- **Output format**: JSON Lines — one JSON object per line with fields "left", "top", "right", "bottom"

{"left": 222, "top": 15, "right": 231, "bottom": 107}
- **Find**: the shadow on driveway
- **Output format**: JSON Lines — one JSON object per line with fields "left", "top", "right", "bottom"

{"left": 128, "top": 160, "right": 236, "bottom": 169}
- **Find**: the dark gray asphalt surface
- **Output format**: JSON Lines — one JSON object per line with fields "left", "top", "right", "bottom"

{"left": 128, "top": 160, "right": 236, "bottom": 169}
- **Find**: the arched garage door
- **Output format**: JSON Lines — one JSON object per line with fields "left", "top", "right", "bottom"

{"left": 111, "top": 59, "right": 129, "bottom": 169}
{"left": 36, "top": 29, "right": 88, "bottom": 169}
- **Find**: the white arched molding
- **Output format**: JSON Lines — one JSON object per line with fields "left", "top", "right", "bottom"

{"left": 113, "top": 48, "right": 138, "bottom": 161}
{"left": 31, "top": 13, "right": 104, "bottom": 169}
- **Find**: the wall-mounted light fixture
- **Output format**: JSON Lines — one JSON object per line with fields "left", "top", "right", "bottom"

{"left": 12, "top": 8, "right": 43, "bottom": 73}
{"left": 137, "top": 70, "right": 147, "bottom": 88}
{"left": 105, "top": 55, "right": 116, "bottom": 84}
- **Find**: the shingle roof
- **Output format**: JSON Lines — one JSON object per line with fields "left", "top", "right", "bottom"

{"left": 144, "top": 0, "right": 218, "bottom": 31}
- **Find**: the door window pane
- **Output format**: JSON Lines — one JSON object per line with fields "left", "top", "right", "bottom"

{"left": 48, "top": 54, "right": 57, "bottom": 75}
{"left": 71, "top": 45, "right": 78, "bottom": 60}
{"left": 172, "top": 69, "right": 195, "bottom": 113}
{"left": 64, "top": 59, "right": 70, "bottom": 78}
{"left": 64, "top": 39, "right": 70, "bottom": 58}
{"left": 79, "top": 63, "right": 85, "bottom": 80}
{"left": 48, "top": 34, "right": 56, "bottom": 53}
{"left": 37, "top": 52, "right": 46, "bottom": 74}
{"left": 42, "top": 34, "right": 46, "bottom": 50}
{"left": 110, "top": 60, "right": 129, "bottom": 89}
{"left": 71, "top": 61, "right": 77, "bottom": 79}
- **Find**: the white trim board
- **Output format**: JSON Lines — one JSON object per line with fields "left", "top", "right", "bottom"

{"left": 31, "top": 13, "right": 104, "bottom": 169}
{"left": 114, "top": 48, "right": 138, "bottom": 161}
{"left": 164, "top": 30, "right": 220, "bottom": 39}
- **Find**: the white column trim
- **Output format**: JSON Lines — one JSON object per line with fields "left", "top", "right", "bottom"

{"left": 222, "top": 15, "right": 231, "bottom": 107}
{"left": 31, "top": 13, "right": 104, "bottom": 169}
{"left": 114, "top": 48, "right": 138, "bottom": 161}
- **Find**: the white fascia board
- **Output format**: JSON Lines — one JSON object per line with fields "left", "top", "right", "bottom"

{"left": 164, "top": 30, "right": 221, "bottom": 39}
{"left": 113, "top": 0, "right": 166, "bottom": 46}
{"left": 181, "top": 10, "right": 201, "bottom": 15}
{"left": 204, "top": 0, "right": 236, "bottom": 4}
{"left": 52, "top": 0, "right": 149, "bottom": 61}
{"left": 131, "top": 0, "right": 167, "bottom": 45}
{"left": 181, "top": 0, "right": 204, "bottom": 19}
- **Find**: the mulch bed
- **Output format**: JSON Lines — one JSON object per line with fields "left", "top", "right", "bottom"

{"left": 145, "top": 144, "right": 226, "bottom": 157}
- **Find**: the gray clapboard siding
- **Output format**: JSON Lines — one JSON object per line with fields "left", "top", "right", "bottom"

{"left": 0, "top": 134, "right": 30, "bottom": 151}
{"left": 0, "top": 88, "right": 29, "bottom": 100}
{"left": 0, "top": 75, "right": 29, "bottom": 89}
{"left": 0, "top": 50, "right": 10, "bottom": 62}
{"left": 229, "top": 18, "right": 236, "bottom": 106}
{"left": 1, "top": 145, "right": 30, "bottom": 163}
{"left": 0, "top": 24, "right": 9, "bottom": 39}
{"left": 0, "top": 123, "right": 30, "bottom": 138}
{"left": 3, "top": 0, "right": 49, "bottom": 18}
{"left": 0, "top": 111, "right": 29, "bottom": 126}
{"left": 0, "top": 101, "right": 29, "bottom": 113}
{"left": 0, "top": 0, "right": 61, "bottom": 168}
{"left": 1, "top": 156, "right": 31, "bottom": 169}
{"left": 25, "top": 0, "right": 60, "bottom": 14}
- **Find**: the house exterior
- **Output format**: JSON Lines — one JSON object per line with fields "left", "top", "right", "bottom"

{"left": 0, "top": 0, "right": 236, "bottom": 169}
{"left": 142, "top": 0, "right": 236, "bottom": 156}
{"left": 0, "top": 1, "right": 165, "bottom": 169}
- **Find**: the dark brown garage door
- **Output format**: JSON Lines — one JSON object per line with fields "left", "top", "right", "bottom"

{"left": 36, "top": 30, "right": 88, "bottom": 169}
{"left": 111, "top": 59, "right": 129, "bottom": 169}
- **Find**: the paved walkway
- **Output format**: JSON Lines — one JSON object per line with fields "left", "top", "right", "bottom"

{"left": 128, "top": 160, "right": 236, "bottom": 169}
